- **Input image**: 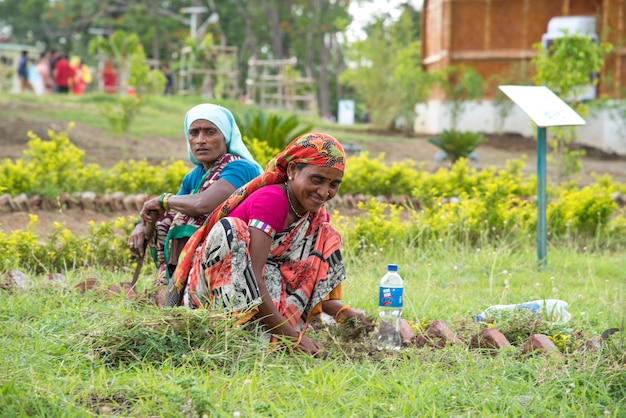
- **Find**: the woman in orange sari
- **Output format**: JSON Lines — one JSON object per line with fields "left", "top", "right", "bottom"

{"left": 167, "top": 133, "right": 370, "bottom": 356}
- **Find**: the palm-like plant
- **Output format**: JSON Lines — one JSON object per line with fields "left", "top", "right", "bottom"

{"left": 235, "top": 109, "right": 313, "bottom": 150}
{"left": 428, "top": 130, "right": 486, "bottom": 164}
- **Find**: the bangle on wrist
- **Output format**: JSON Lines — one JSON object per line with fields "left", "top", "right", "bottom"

{"left": 158, "top": 193, "right": 167, "bottom": 210}
{"left": 335, "top": 305, "right": 351, "bottom": 324}
{"left": 163, "top": 193, "right": 172, "bottom": 211}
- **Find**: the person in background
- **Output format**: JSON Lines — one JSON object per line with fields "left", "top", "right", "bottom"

{"left": 48, "top": 49, "right": 59, "bottom": 91}
{"left": 70, "top": 56, "right": 84, "bottom": 95}
{"left": 18, "top": 50, "right": 34, "bottom": 93}
{"left": 167, "top": 132, "right": 372, "bottom": 357}
{"left": 70, "top": 57, "right": 91, "bottom": 95}
{"left": 36, "top": 51, "right": 53, "bottom": 94}
{"left": 162, "top": 63, "right": 173, "bottom": 95}
{"left": 53, "top": 54, "right": 74, "bottom": 93}
{"left": 129, "top": 103, "right": 262, "bottom": 286}
{"left": 101, "top": 60, "right": 117, "bottom": 94}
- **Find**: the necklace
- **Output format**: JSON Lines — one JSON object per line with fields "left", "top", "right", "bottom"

{"left": 285, "top": 184, "right": 304, "bottom": 218}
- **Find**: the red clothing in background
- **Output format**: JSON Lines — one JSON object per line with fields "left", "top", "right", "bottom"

{"left": 54, "top": 58, "right": 74, "bottom": 88}
{"left": 102, "top": 61, "right": 117, "bottom": 94}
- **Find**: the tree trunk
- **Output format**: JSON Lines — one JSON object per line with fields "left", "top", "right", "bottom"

{"left": 233, "top": 0, "right": 258, "bottom": 91}
{"left": 263, "top": 0, "right": 283, "bottom": 59}
{"left": 318, "top": 34, "right": 330, "bottom": 118}
{"left": 333, "top": 33, "right": 343, "bottom": 102}
{"left": 146, "top": 0, "right": 160, "bottom": 61}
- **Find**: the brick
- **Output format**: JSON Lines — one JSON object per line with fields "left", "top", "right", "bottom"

{"left": 521, "top": 334, "right": 565, "bottom": 359}
{"left": 2, "top": 269, "right": 31, "bottom": 291}
{"left": 107, "top": 282, "right": 138, "bottom": 299}
{"left": 398, "top": 319, "right": 415, "bottom": 344}
{"left": 414, "top": 320, "right": 463, "bottom": 348}
{"left": 74, "top": 278, "right": 100, "bottom": 293}
{"left": 470, "top": 327, "right": 512, "bottom": 350}
{"left": 13, "top": 193, "right": 30, "bottom": 211}
{"left": 80, "top": 191, "right": 97, "bottom": 211}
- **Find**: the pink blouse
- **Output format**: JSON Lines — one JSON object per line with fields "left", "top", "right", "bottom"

{"left": 228, "top": 185, "right": 289, "bottom": 237}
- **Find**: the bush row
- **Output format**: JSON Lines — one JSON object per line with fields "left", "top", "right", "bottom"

{"left": 1, "top": 128, "right": 626, "bottom": 272}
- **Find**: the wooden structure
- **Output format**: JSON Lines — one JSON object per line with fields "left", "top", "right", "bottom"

{"left": 245, "top": 57, "right": 316, "bottom": 114}
{"left": 178, "top": 44, "right": 240, "bottom": 99}
{"left": 421, "top": 0, "right": 626, "bottom": 99}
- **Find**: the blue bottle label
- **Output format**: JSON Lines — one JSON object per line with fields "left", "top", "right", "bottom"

{"left": 515, "top": 302, "right": 541, "bottom": 313}
{"left": 379, "top": 286, "right": 403, "bottom": 308}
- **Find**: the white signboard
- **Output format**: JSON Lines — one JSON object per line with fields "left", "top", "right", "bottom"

{"left": 498, "top": 85, "right": 586, "bottom": 127}
{"left": 337, "top": 100, "right": 355, "bottom": 126}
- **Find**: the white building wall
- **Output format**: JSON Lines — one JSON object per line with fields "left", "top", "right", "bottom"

{"left": 414, "top": 99, "right": 626, "bottom": 155}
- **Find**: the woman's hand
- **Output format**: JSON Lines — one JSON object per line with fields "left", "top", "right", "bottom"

{"left": 338, "top": 307, "right": 373, "bottom": 328}
{"left": 140, "top": 198, "right": 162, "bottom": 223}
{"left": 298, "top": 334, "right": 326, "bottom": 357}
{"left": 128, "top": 223, "right": 145, "bottom": 257}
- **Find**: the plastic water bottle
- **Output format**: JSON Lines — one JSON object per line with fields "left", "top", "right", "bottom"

{"left": 474, "top": 299, "right": 571, "bottom": 323}
{"left": 376, "top": 264, "right": 403, "bottom": 350}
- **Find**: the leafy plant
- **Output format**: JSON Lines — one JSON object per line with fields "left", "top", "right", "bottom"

{"left": 434, "top": 65, "right": 485, "bottom": 130}
{"left": 235, "top": 109, "right": 313, "bottom": 150}
{"left": 339, "top": 8, "right": 430, "bottom": 130}
{"left": 532, "top": 33, "right": 613, "bottom": 178}
{"left": 428, "top": 130, "right": 486, "bottom": 164}
{"left": 488, "top": 64, "right": 533, "bottom": 134}
{"left": 0, "top": 127, "right": 187, "bottom": 197}
{"left": 242, "top": 137, "right": 280, "bottom": 169}
{"left": 88, "top": 30, "right": 158, "bottom": 133}
{"left": 98, "top": 95, "right": 142, "bottom": 134}
{"left": 340, "top": 152, "right": 420, "bottom": 196}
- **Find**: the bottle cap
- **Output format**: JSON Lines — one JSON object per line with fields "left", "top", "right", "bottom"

{"left": 387, "top": 264, "right": 398, "bottom": 272}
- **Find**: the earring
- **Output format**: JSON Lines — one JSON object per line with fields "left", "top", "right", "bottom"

{"left": 289, "top": 177, "right": 292, "bottom": 180}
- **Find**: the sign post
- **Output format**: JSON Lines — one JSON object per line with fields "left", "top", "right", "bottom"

{"left": 498, "top": 85, "right": 586, "bottom": 267}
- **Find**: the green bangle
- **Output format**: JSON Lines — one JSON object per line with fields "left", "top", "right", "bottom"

{"left": 163, "top": 193, "right": 172, "bottom": 211}
{"left": 158, "top": 193, "right": 167, "bottom": 211}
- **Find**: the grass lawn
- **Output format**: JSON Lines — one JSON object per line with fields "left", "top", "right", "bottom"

{"left": 0, "top": 244, "right": 624, "bottom": 417}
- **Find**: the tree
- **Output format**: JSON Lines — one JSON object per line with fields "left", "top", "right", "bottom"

{"left": 434, "top": 65, "right": 485, "bottom": 130}
{"left": 340, "top": 5, "right": 429, "bottom": 129}
{"left": 1, "top": 0, "right": 354, "bottom": 117}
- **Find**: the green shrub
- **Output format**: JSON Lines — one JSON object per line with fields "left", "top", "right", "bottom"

{"left": 98, "top": 96, "right": 142, "bottom": 134}
{"left": 428, "top": 130, "right": 487, "bottom": 163}
{"left": 341, "top": 152, "right": 421, "bottom": 196}
{"left": 0, "top": 127, "right": 187, "bottom": 197}
{"left": 243, "top": 137, "right": 280, "bottom": 169}
{"left": 106, "top": 159, "right": 188, "bottom": 195}
{"left": 235, "top": 109, "right": 313, "bottom": 150}
{"left": 0, "top": 125, "right": 91, "bottom": 197}
{"left": 548, "top": 183, "right": 618, "bottom": 237}
{"left": 0, "top": 215, "right": 134, "bottom": 273}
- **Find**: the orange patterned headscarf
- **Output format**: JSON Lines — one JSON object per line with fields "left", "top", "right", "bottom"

{"left": 171, "top": 132, "right": 345, "bottom": 292}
